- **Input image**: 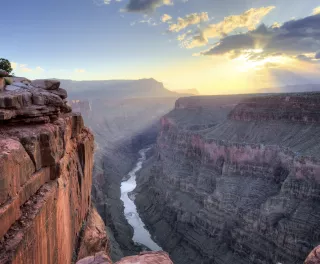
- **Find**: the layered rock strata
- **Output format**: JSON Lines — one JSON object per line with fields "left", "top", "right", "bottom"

{"left": 0, "top": 78, "right": 95, "bottom": 264}
{"left": 135, "top": 93, "right": 320, "bottom": 264}
{"left": 0, "top": 77, "right": 174, "bottom": 264}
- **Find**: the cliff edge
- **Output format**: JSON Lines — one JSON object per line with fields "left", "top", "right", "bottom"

{"left": 0, "top": 76, "right": 172, "bottom": 264}
{"left": 0, "top": 77, "right": 96, "bottom": 263}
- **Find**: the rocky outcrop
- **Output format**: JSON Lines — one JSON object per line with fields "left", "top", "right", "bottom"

{"left": 304, "top": 246, "right": 320, "bottom": 264}
{"left": 77, "top": 252, "right": 173, "bottom": 264}
{"left": 0, "top": 77, "right": 95, "bottom": 264}
{"left": 77, "top": 207, "right": 110, "bottom": 261}
{"left": 135, "top": 93, "right": 320, "bottom": 264}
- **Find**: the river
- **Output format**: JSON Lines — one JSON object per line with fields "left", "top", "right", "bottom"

{"left": 120, "top": 147, "right": 162, "bottom": 251}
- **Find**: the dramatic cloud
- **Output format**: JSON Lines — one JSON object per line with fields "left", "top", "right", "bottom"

{"left": 313, "top": 7, "right": 320, "bottom": 15}
{"left": 124, "top": 0, "right": 173, "bottom": 13}
{"left": 161, "top": 14, "right": 172, "bottom": 22}
{"left": 316, "top": 51, "right": 320, "bottom": 59}
{"left": 168, "top": 12, "right": 209, "bottom": 32}
{"left": 201, "top": 14, "right": 320, "bottom": 64}
{"left": 183, "top": 6, "right": 275, "bottom": 48}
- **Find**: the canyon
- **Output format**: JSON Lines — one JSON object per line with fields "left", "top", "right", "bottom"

{"left": 0, "top": 75, "right": 319, "bottom": 264}
{"left": 134, "top": 94, "right": 320, "bottom": 264}
{"left": 0, "top": 77, "right": 173, "bottom": 264}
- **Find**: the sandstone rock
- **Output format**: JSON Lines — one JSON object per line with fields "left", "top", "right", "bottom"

{"left": 115, "top": 252, "right": 173, "bottom": 264}
{"left": 77, "top": 252, "right": 112, "bottom": 264}
{"left": 0, "top": 116, "right": 95, "bottom": 264}
{"left": 0, "top": 76, "right": 71, "bottom": 124}
{"left": 305, "top": 246, "right": 320, "bottom": 264}
{"left": 5, "top": 85, "right": 22, "bottom": 91}
{"left": 0, "top": 78, "right": 5, "bottom": 92}
{"left": 12, "top": 77, "right": 31, "bottom": 84}
{"left": 0, "top": 138, "right": 35, "bottom": 206}
{"left": 77, "top": 252, "right": 173, "bottom": 264}
{"left": 49, "top": 88, "right": 68, "bottom": 99}
{"left": 77, "top": 208, "right": 110, "bottom": 261}
{"left": 31, "top": 79, "right": 60, "bottom": 90}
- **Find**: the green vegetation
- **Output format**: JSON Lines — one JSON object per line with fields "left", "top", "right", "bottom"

{"left": 0, "top": 58, "right": 13, "bottom": 75}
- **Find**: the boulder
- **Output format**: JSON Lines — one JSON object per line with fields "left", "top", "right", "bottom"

{"left": 76, "top": 252, "right": 112, "bottom": 264}
{"left": 12, "top": 77, "right": 31, "bottom": 84}
{"left": 31, "top": 79, "right": 60, "bottom": 90}
{"left": 115, "top": 252, "right": 173, "bottom": 264}
{"left": 49, "top": 88, "right": 68, "bottom": 99}
{"left": 304, "top": 246, "right": 320, "bottom": 264}
{"left": 76, "top": 252, "right": 173, "bottom": 264}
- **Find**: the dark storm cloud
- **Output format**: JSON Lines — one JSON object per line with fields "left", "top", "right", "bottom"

{"left": 124, "top": 0, "right": 173, "bottom": 13}
{"left": 202, "top": 14, "right": 320, "bottom": 58}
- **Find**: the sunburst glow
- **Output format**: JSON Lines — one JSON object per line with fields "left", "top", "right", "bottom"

{"left": 233, "top": 50, "right": 292, "bottom": 72}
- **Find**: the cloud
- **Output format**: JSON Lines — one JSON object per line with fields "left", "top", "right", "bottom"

{"left": 271, "top": 22, "right": 281, "bottom": 28}
{"left": 131, "top": 16, "right": 158, "bottom": 26}
{"left": 184, "top": 6, "right": 275, "bottom": 48}
{"left": 313, "top": 7, "right": 320, "bottom": 15}
{"left": 168, "top": 12, "right": 209, "bottom": 32}
{"left": 124, "top": 0, "right": 173, "bottom": 13}
{"left": 11, "top": 62, "right": 45, "bottom": 73}
{"left": 201, "top": 14, "right": 320, "bottom": 60}
{"left": 161, "top": 14, "right": 172, "bottom": 22}
{"left": 316, "top": 51, "right": 320, "bottom": 59}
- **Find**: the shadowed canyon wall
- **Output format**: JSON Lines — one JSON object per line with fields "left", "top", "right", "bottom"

{"left": 68, "top": 92, "right": 177, "bottom": 259}
{"left": 135, "top": 93, "right": 320, "bottom": 264}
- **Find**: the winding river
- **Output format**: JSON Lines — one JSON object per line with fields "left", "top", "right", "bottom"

{"left": 120, "top": 148, "right": 162, "bottom": 251}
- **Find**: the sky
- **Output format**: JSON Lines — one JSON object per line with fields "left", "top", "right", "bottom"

{"left": 1, "top": 0, "right": 320, "bottom": 94}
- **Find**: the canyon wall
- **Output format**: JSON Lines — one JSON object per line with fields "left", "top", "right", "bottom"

{"left": 135, "top": 93, "right": 320, "bottom": 264}
{"left": 0, "top": 78, "right": 98, "bottom": 264}
{"left": 0, "top": 77, "right": 174, "bottom": 264}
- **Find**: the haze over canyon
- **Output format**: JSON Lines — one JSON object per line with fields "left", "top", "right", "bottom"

{"left": 1, "top": 0, "right": 320, "bottom": 263}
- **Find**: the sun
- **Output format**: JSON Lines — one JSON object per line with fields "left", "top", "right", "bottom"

{"left": 233, "top": 49, "right": 292, "bottom": 72}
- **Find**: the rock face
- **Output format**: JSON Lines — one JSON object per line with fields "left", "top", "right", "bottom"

{"left": 0, "top": 77, "right": 175, "bottom": 264}
{"left": 0, "top": 77, "right": 71, "bottom": 124}
{"left": 0, "top": 77, "right": 95, "bottom": 264}
{"left": 76, "top": 252, "right": 172, "bottom": 264}
{"left": 135, "top": 93, "right": 320, "bottom": 264}
{"left": 77, "top": 207, "right": 110, "bottom": 261}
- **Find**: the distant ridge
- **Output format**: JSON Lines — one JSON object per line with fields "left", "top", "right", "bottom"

{"left": 259, "top": 83, "right": 320, "bottom": 93}
{"left": 175, "top": 88, "right": 199, "bottom": 95}
{"left": 60, "top": 78, "right": 187, "bottom": 100}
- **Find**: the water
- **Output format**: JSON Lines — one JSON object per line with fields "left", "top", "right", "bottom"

{"left": 120, "top": 147, "right": 162, "bottom": 251}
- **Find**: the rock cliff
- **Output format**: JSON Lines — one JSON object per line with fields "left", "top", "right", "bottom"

{"left": 0, "top": 77, "right": 96, "bottom": 264}
{"left": 0, "top": 76, "right": 173, "bottom": 264}
{"left": 135, "top": 93, "right": 320, "bottom": 264}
